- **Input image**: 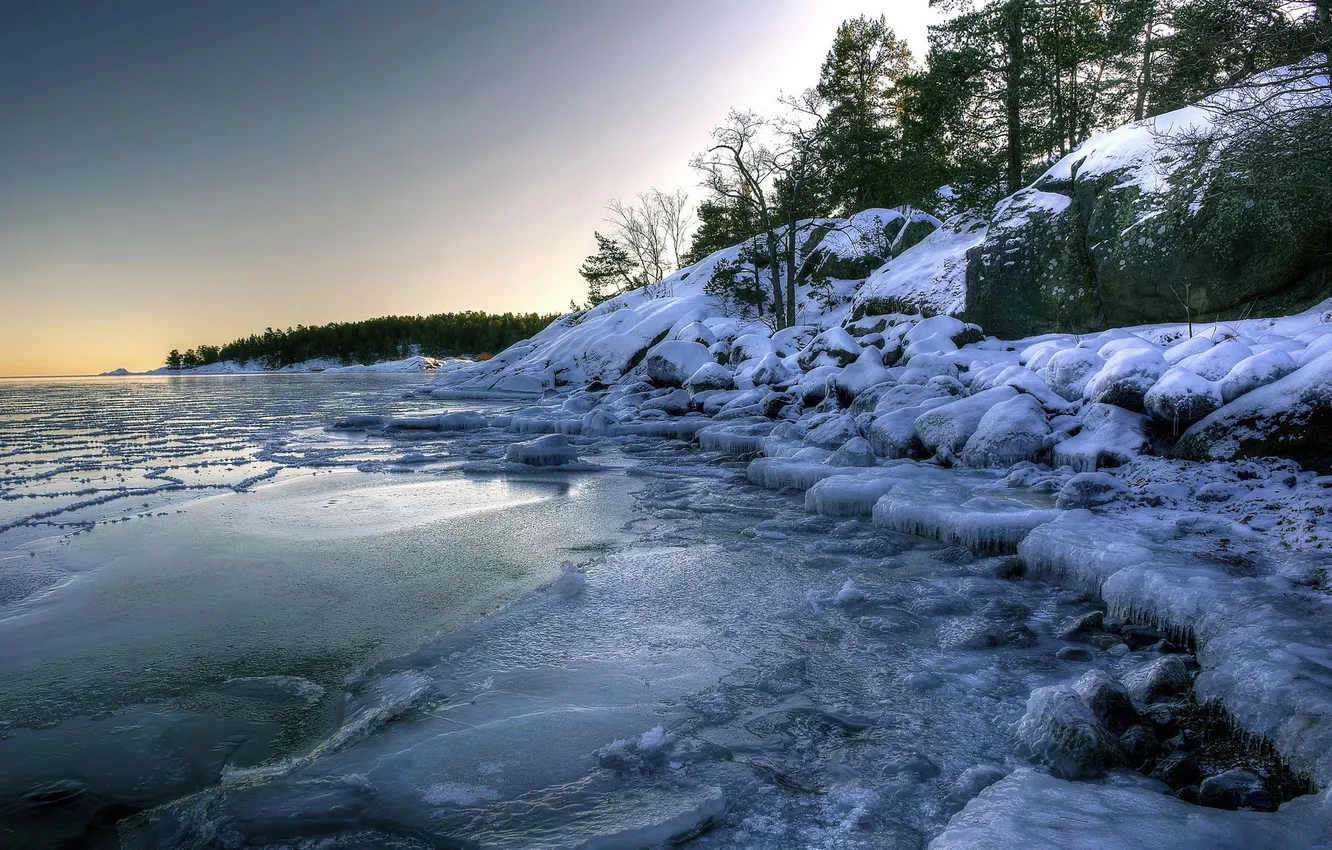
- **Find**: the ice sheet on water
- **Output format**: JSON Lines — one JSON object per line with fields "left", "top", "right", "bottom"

{"left": 873, "top": 478, "right": 1062, "bottom": 555}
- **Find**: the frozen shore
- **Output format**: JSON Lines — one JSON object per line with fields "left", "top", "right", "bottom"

{"left": 351, "top": 285, "right": 1332, "bottom": 846}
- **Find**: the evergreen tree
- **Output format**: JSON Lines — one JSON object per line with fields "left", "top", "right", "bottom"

{"left": 578, "top": 231, "right": 639, "bottom": 305}
{"left": 683, "top": 198, "right": 758, "bottom": 265}
{"left": 815, "top": 15, "right": 915, "bottom": 213}
{"left": 165, "top": 349, "right": 182, "bottom": 369}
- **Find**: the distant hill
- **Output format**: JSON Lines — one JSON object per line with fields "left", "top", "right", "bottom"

{"left": 164, "top": 311, "right": 559, "bottom": 370}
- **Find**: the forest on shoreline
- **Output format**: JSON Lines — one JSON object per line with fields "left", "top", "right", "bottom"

{"left": 164, "top": 311, "right": 558, "bottom": 370}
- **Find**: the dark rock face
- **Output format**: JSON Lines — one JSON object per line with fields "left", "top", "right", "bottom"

{"left": 961, "top": 100, "right": 1332, "bottom": 337}
{"left": 965, "top": 189, "right": 1100, "bottom": 338}
{"left": 1074, "top": 670, "right": 1141, "bottom": 734}
{"left": 1199, "top": 768, "right": 1275, "bottom": 811}
{"left": 1151, "top": 751, "right": 1204, "bottom": 789}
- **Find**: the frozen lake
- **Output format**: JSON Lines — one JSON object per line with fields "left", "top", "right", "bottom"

{"left": 0, "top": 376, "right": 636, "bottom": 847}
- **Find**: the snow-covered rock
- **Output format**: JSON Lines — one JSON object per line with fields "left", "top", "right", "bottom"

{"left": 644, "top": 341, "right": 715, "bottom": 387}
{"left": 914, "top": 387, "right": 1019, "bottom": 458}
{"left": 1174, "top": 350, "right": 1332, "bottom": 472}
{"left": 684, "top": 362, "right": 734, "bottom": 394}
{"left": 1043, "top": 347, "right": 1106, "bottom": 402}
{"left": 1143, "top": 366, "right": 1223, "bottom": 425}
{"left": 961, "top": 394, "right": 1053, "bottom": 468}
{"left": 1083, "top": 348, "right": 1167, "bottom": 412}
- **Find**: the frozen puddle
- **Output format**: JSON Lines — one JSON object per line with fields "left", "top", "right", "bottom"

{"left": 126, "top": 442, "right": 1144, "bottom": 849}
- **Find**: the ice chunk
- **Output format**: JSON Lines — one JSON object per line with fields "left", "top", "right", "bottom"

{"left": 504, "top": 434, "right": 580, "bottom": 467}
{"left": 387, "top": 411, "right": 489, "bottom": 431}
{"left": 930, "top": 768, "right": 1332, "bottom": 850}
{"left": 1052, "top": 404, "right": 1148, "bottom": 472}
{"left": 805, "top": 473, "right": 899, "bottom": 517}
{"left": 872, "top": 479, "right": 1060, "bottom": 554}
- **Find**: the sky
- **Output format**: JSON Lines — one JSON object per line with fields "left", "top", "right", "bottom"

{"left": 0, "top": 1, "right": 941, "bottom": 376}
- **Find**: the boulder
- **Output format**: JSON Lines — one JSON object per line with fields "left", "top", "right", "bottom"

{"left": 674, "top": 321, "right": 717, "bottom": 347}
{"left": 961, "top": 394, "right": 1053, "bottom": 468}
{"left": 644, "top": 341, "right": 714, "bottom": 387}
{"left": 1015, "top": 685, "right": 1124, "bottom": 779}
{"left": 1177, "top": 339, "right": 1253, "bottom": 381}
{"left": 1143, "top": 366, "right": 1223, "bottom": 425}
{"left": 826, "top": 436, "right": 876, "bottom": 468}
{"left": 1199, "top": 768, "right": 1274, "bottom": 811}
{"left": 1119, "top": 725, "right": 1160, "bottom": 768}
{"left": 1044, "top": 347, "right": 1106, "bottom": 402}
{"left": 749, "top": 353, "right": 794, "bottom": 387}
{"left": 964, "top": 79, "right": 1332, "bottom": 336}
{"left": 797, "top": 327, "right": 862, "bottom": 370}
{"left": 1174, "top": 351, "right": 1332, "bottom": 473}
{"left": 684, "top": 362, "right": 735, "bottom": 394}
{"left": 1122, "top": 656, "right": 1191, "bottom": 704}
{"left": 964, "top": 189, "right": 1101, "bottom": 338}
{"left": 804, "top": 414, "right": 860, "bottom": 451}
{"left": 1219, "top": 348, "right": 1298, "bottom": 404}
{"left": 1151, "top": 751, "right": 1204, "bottom": 789}
{"left": 1055, "top": 472, "right": 1128, "bottom": 510}
{"left": 914, "top": 386, "right": 1019, "bottom": 458}
{"left": 1073, "top": 670, "right": 1140, "bottom": 734}
{"left": 829, "top": 348, "right": 889, "bottom": 406}
{"left": 1083, "top": 348, "right": 1167, "bottom": 412}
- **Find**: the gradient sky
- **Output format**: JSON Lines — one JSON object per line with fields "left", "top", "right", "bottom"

{"left": 0, "top": 1, "right": 940, "bottom": 376}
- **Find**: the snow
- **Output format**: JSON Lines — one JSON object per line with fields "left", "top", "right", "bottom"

{"left": 644, "top": 340, "right": 715, "bottom": 387}
{"left": 961, "top": 394, "right": 1053, "bottom": 468}
{"left": 930, "top": 769, "right": 1332, "bottom": 850}
{"left": 914, "top": 386, "right": 1020, "bottom": 458}
{"left": 858, "top": 214, "right": 989, "bottom": 316}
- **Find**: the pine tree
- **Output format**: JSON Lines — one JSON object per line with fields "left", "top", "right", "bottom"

{"left": 815, "top": 15, "right": 915, "bottom": 213}
{"left": 578, "top": 231, "right": 640, "bottom": 305}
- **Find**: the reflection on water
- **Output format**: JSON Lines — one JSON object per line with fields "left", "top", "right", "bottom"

{"left": 0, "top": 376, "right": 636, "bottom": 849}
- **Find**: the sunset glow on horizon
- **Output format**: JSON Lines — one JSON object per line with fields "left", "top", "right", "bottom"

{"left": 0, "top": 1, "right": 939, "bottom": 376}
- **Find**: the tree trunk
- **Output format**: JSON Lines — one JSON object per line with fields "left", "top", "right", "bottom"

{"left": 1134, "top": 3, "right": 1156, "bottom": 121}
{"left": 764, "top": 227, "right": 786, "bottom": 329}
{"left": 1003, "top": 0, "right": 1026, "bottom": 196}
{"left": 784, "top": 221, "right": 799, "bottom": 329}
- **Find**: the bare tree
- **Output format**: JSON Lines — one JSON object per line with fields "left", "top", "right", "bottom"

{"left": 604, "top": 188, "right": 695, "bottom": 298}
